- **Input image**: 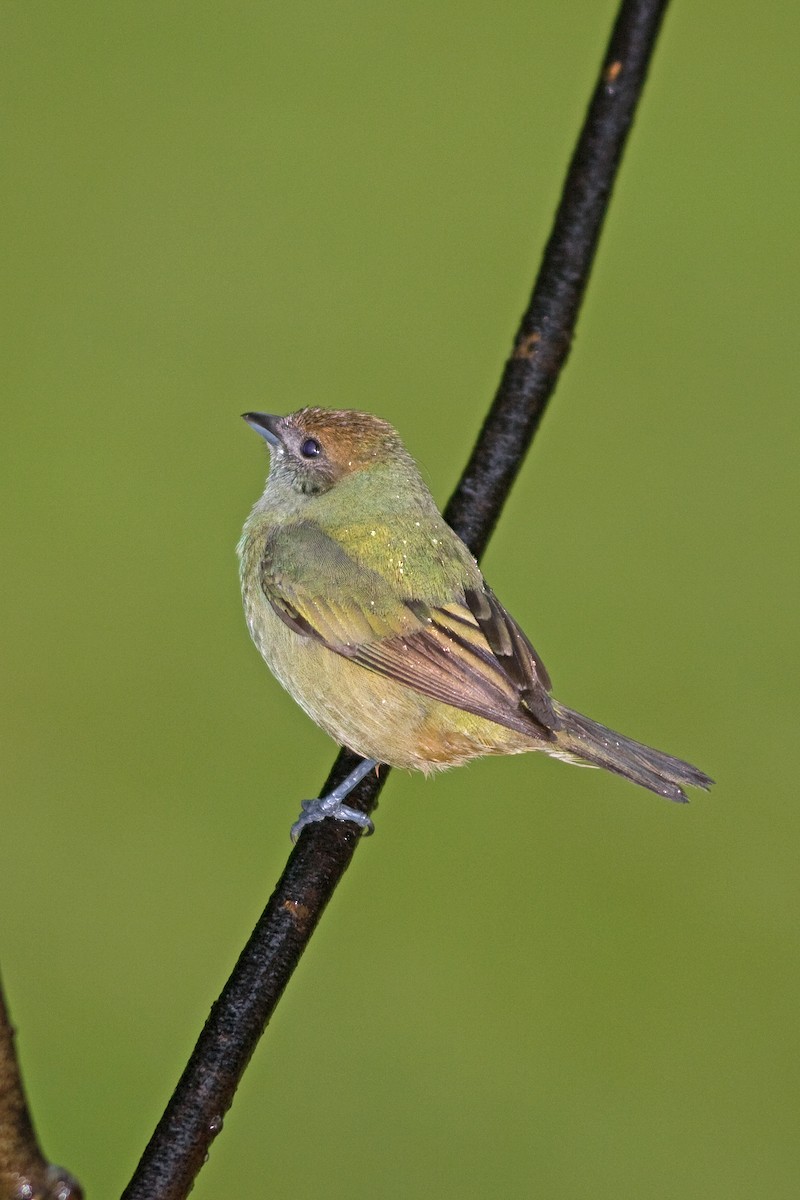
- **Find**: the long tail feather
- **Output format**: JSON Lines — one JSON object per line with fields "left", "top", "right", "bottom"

{"left": 552, "top": 704, "right": 714, "bottom": 803}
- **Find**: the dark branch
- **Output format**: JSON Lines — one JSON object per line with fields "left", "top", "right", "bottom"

{"left": 0, "top": 970, "right": 83, "bottom": 1200}
{"left": 121, "top": 2, "right": 669, "bottom": 1196}
{"left": 445, "top": 0, "right": 668, "bottom": 554}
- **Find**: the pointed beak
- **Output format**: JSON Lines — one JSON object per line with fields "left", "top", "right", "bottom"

{"left": 242, "top": 412, "right": 282, "bottom": 448}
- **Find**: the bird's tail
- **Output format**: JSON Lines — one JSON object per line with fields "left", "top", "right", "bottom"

{"left": 551, "top": 703, "right": 713, "bottom": 803}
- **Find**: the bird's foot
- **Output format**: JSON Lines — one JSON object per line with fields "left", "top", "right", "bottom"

{"left": 290, "top": 797, "right": 374, "bottom": 842}
{"left": 290, "top": 758, "right": 378, "bottom": 842}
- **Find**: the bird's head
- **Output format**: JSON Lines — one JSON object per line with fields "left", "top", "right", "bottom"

{"left": 243, "top": 407, "right": 416, "bottom": 499}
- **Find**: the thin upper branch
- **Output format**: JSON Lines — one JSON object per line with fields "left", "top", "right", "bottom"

{"left": 121, "top": 2, "right": 670, "bottom": 1196}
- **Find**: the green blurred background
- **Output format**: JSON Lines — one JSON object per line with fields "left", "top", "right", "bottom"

{"left": 2, "top": 2, "right": 797, "bottom": 1197}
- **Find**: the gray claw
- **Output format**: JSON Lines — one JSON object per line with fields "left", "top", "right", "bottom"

{"left": 290, "top": 758, "right": 379, "bottom": 841}
{"left": 291, "top": 798, "right": 374, "bottom": 842}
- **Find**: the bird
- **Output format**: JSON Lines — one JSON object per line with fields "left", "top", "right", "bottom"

{"left": 238, "top": 407, "right": 712, "bottom": 839}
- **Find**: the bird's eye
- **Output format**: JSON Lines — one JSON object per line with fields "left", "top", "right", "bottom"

{"left": 300, "top": 437, "right": 321, "bottom": 458}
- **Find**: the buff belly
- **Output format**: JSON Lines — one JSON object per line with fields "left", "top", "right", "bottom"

{"left": 244, "top": 591, "right": 537, "bottom": 771}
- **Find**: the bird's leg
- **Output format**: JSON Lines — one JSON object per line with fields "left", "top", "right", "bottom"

{"left": 291, "top": 758, "right": 378, "bottom": 842}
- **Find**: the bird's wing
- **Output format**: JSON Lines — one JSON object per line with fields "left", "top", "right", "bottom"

{"left": 260, "top": 520, "right": 559, "bottom": 738}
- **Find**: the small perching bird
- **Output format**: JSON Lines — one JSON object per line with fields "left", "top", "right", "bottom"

{"left": 238, "top": 408, "right": 712, "bottom": 838}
